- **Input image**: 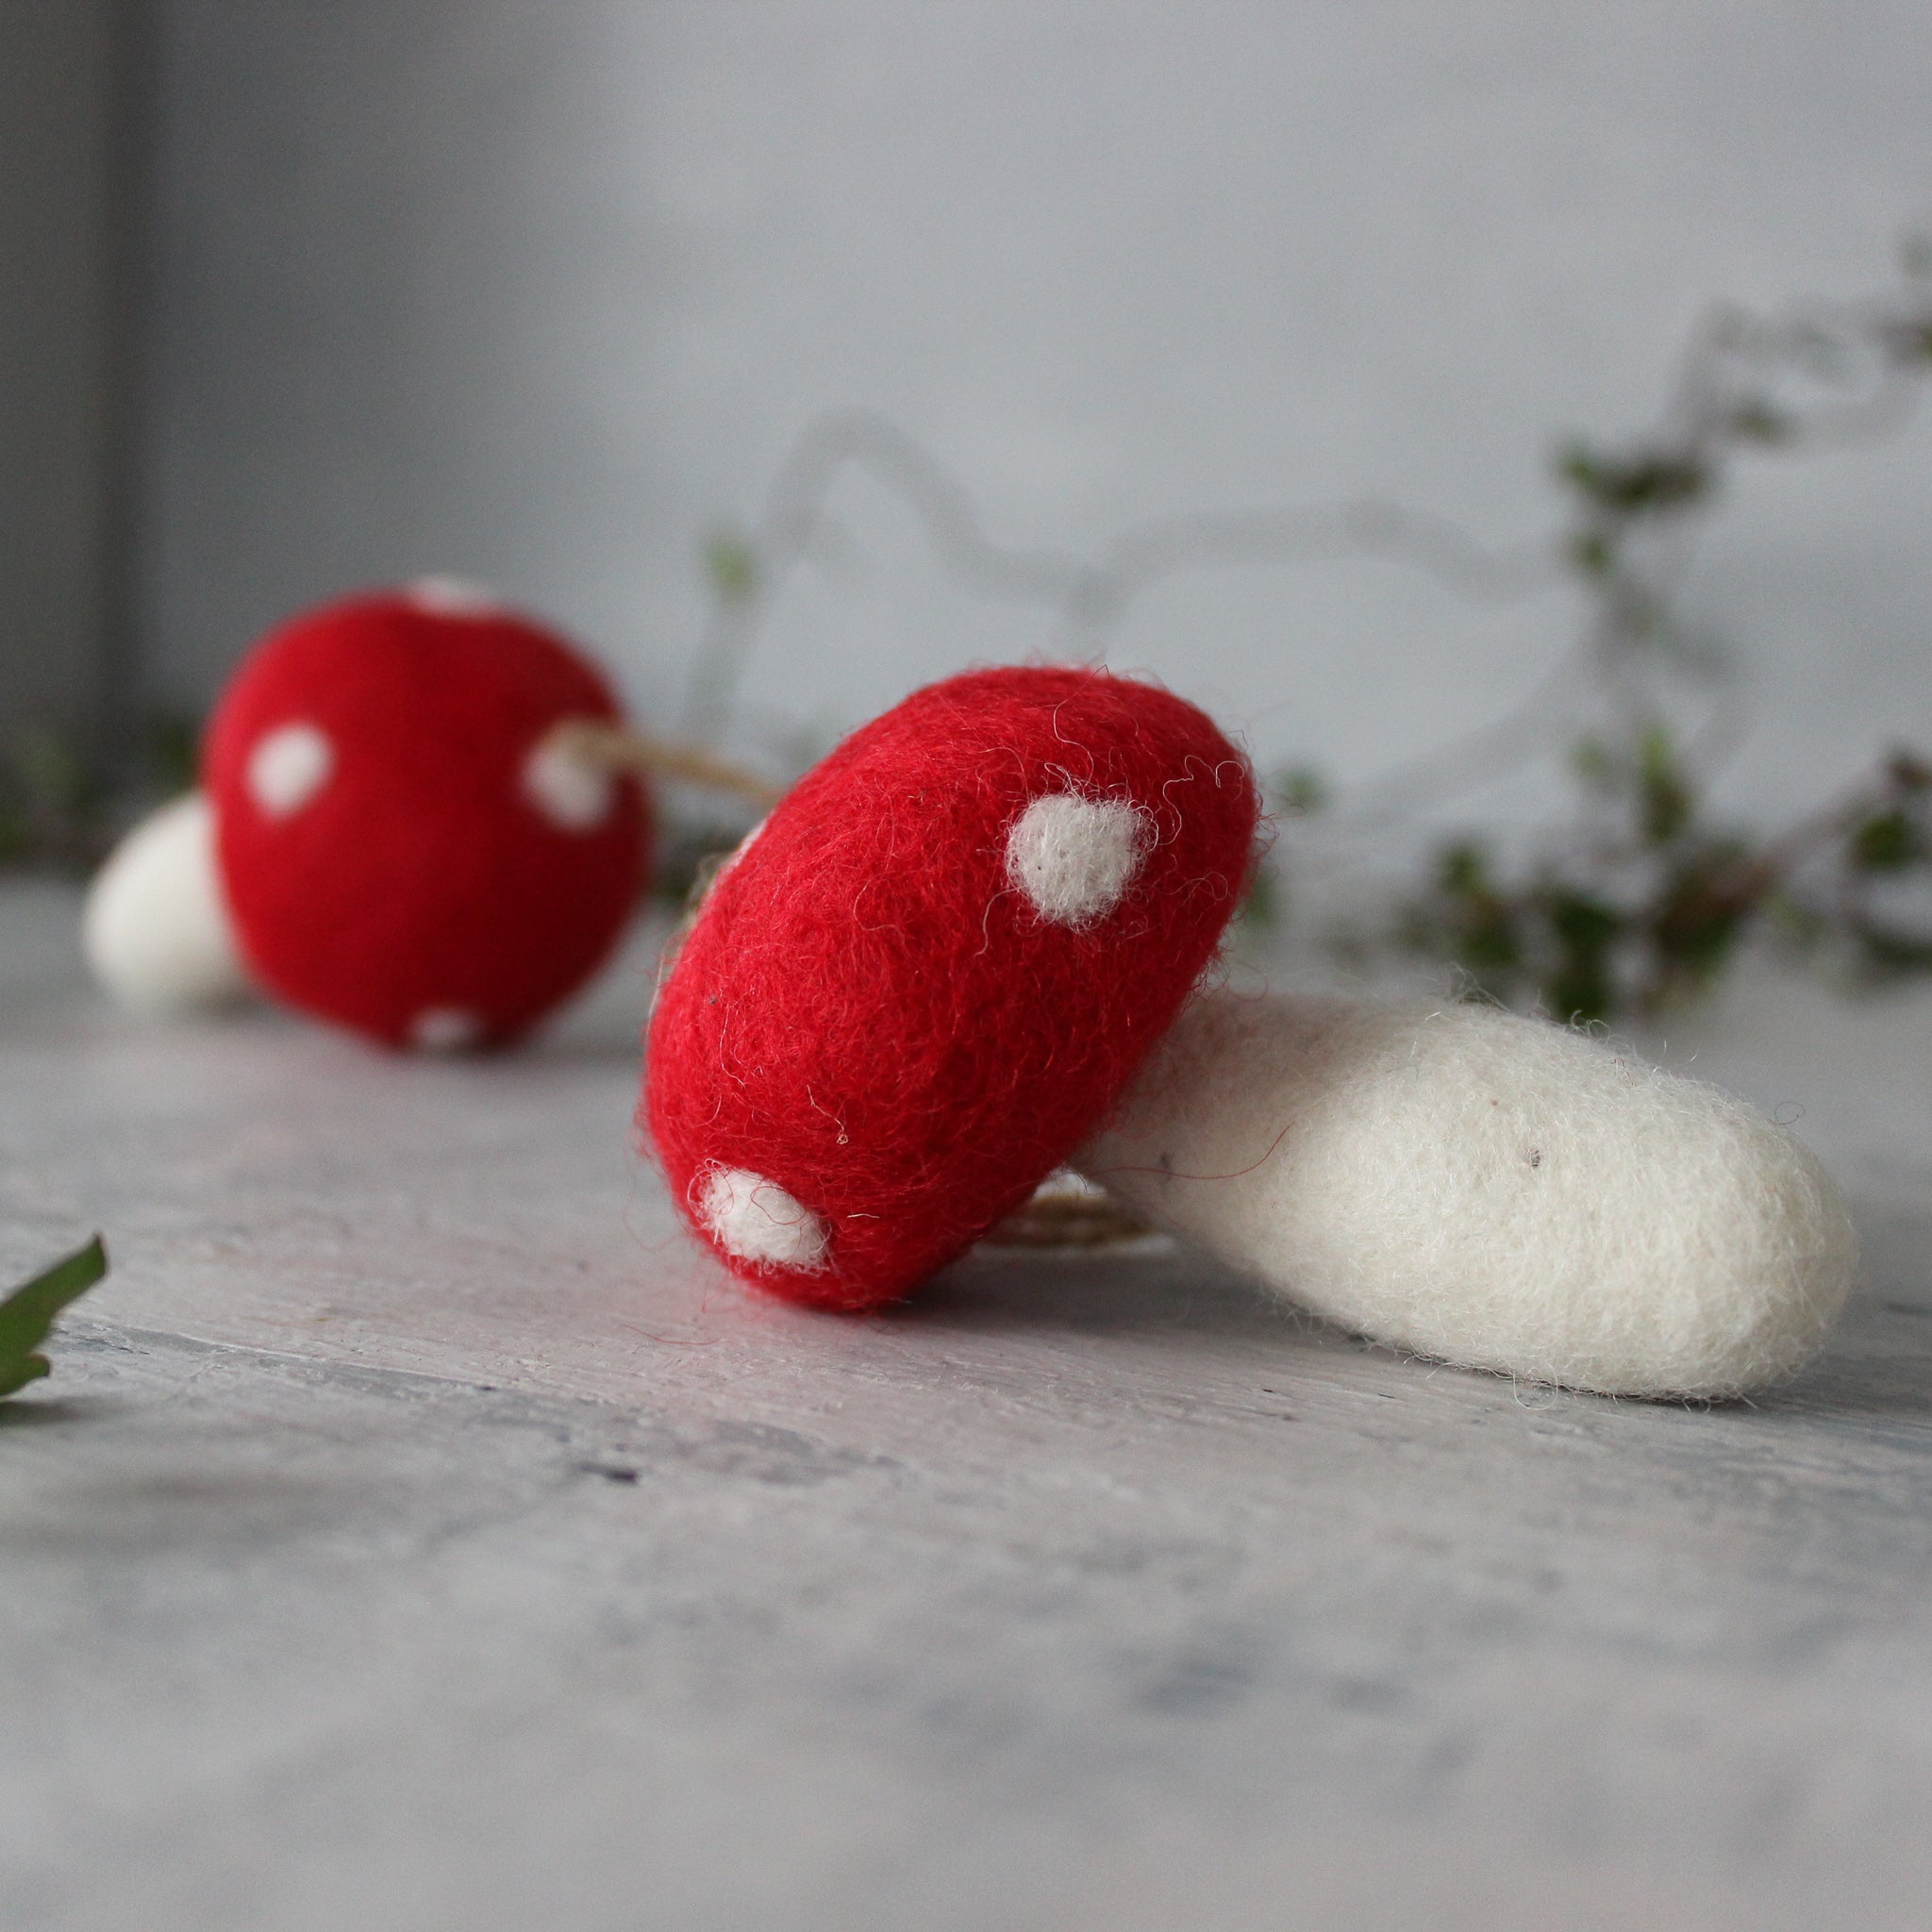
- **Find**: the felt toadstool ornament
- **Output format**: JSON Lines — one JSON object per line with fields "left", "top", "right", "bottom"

{"left": 202, "top": 582, "right": 650, "bottom": 1050}
{"left": 86, "top": 580, "right": 767, "bottom": 1050}
{"left": 645, "top": 663, "right": 1857, "bottom": 1400}
{"left": 644, "top": 664, "right": 1261, "bottom": 1311}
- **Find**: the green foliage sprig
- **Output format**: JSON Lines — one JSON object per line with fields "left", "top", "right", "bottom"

{"left": 1345, "top": 246, "right": 1932, "bottom": 1018}
{"left": 1382, "top": 738, "right": 1932, "bottom": 1022}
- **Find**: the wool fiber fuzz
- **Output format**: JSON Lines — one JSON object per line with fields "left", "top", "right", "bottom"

{"left": 1077, "top": 990, "right": 1857, "bottom": 1398}
{"left": 644, "top": 665, "right": 1260, "bottom": 1311}
{"left": 205, "top": 589, "right": 650, "bottom": 1050}
{"left": 82, "top": 791, "right": 248, "bottom": 1013}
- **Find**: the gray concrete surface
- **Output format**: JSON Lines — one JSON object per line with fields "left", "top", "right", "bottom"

{"left": 5, "top": 878, "right": 1932, "bottom": 1929}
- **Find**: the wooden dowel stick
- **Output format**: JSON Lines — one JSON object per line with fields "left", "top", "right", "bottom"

{"left": 547, "top": 722, "right": 784, "bottom": 808}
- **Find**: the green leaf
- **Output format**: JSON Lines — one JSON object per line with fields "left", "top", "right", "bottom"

{"left": 701, "top": 528, "right": 760, "bottom": 607}
{"left": 145, "top": 711, "right": 203, "bottom": 796}
{"left": 1544, "top": 963, "right": 1614, "bottom": 1026}
{"left": 9, "top": 725, "right": 92, "bottom": 817}
{"left": 1557, "top": 441, "right": 1607, "bottom": 497}
{"left": 1567, "top": 529, "right": 1615, "bottom": 579}
{"left": 1548, "top": 890, "right": 1624, "bottom": 954}
{"left": 1438, "top": 839, "right": 1493, "bottom": 898}
{"left": 0, "top": 1235, "right": 108, "bottom": 1399}
{"left": 1852, "top": 808, "right": 1919, "bottom": 872}
{"left": 1271, "top": 766, "right": 1327, "bottom": 816}
{"left": 1637, "top": 724, "right": 1694, "bottom": 845}
{"left": 1238, "top": 862, "right": 1282, "bottom": 931}
{"left": 1556, "top": 441, "right": 1708, "bottom": 516}
{"left": 1889, "top": 749, "right": 1932, "bottom": 792}
{"left": 1726, "top": 396, "right": 1790, "bottom": 444}
{"left": 1540, "top": 889, "right": 1624, "bottom": 1023}
{"left": 1455, "top": 916, "right": 1522, "bottom": 978}
{"left": 1886, "top": 322, "right": 1932, "bottom": 366}
{"left": 1569, "top": 734, "right": 1618, "bottom": 790}
{"left": 1858, "top": 925, "right": 1932, "bottom": 974}
{"left": 1441, "top": 848, "right": 1523, "bottom": 975}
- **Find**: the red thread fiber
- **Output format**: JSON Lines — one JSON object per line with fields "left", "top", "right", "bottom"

{"left": 205, "top": 589, "right": 649, "bottom": 1049}
{"left": 643, "top": 664, "right": 1260, "bottom": 1310}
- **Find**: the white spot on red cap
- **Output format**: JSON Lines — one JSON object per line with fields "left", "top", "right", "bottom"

{"left": 521, "top": 729, "right": 615, "bottom": 832}
{"left": 697, "top": 1166, "right": 829, "bottom": 1271}
{"left": 406, "top": 575, "right": 504, "bottom": 619}
{"left": 247, "top": 723, "right": 334, "bottom": 819}
{"left": 1006, "top": 792, "right": 1150, "bottom": 926}
{"left": 410, "top": 1007, "right": 483, "bottom": 1052}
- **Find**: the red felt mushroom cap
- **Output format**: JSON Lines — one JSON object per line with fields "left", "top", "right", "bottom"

{"left": 205, "top": 583, "right": 650, "bottom": 1049}
{"left": 643, "top": 664, "right": 1260, "bottom": 1310}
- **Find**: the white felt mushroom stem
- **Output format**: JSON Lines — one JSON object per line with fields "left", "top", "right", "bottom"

{"left": 81, "top": 791, "right": 251, "bottom": 1014}
{"left": 1075, "top": 989, "right": 1857, "bottom": 1399}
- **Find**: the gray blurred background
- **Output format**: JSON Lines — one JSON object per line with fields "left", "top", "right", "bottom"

{"left": 6, "top": 0, "right": 1930, "bottom": 811}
